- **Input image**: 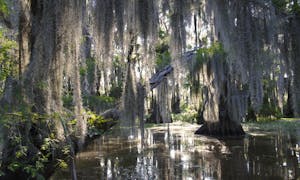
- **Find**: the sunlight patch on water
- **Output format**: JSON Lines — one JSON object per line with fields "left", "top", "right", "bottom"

{"left": 51, "top": 122, "right": 300, "bottom": 180}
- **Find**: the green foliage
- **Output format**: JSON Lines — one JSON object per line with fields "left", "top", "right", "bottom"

{"left": 83, "top": 95, "right": 116, "bottom": 110}
{"left": 0, "top": 0, "right": 8, "bottom": 15}
{"left": 292, "top": 3, "right": 300, "bottom": 14}
{"left": 253, "top": 78, "right": 283, "bottom": 120}
{"left": 87, "top": 111, "right": 109, "bottom": 128}
{"left": 0, "top": 28, "right": 17, "bottom": 95}
{"left": 56, "top": 159, "right": 68, "bottom": 169}
{"left": 155, "top": 42, "right": 171, "bottom": 70}
{"left": 155, "top": 29, "right": 171, "bottom": 70}
{"left": 109, "top": 56, "right": 124, "bottom": 99}
{"left": 158, "top": 29, "right": 168, "bottom": 40}
{"left": 36, "top": 81, "right": 48, "bottom": 90}
{"left": 4, "top": 134, "right": 52, "bottom": 178}
{"left": 272, "top": 0, "right": 300, "bottom": 14}
{"left": 243, "top": 118, "right": 300, "bottom": 132}
{"left": 67, "top": 119, "right": 77, "bottom": 126}
{"left": 172, "top": 106, "right": 198, "bottom": 124}
{"left": 79, "top": 66, "right": 87, "bottom": 76}
{"left": 186, "top": 42, "right": 226, "bottom": 93}
{"left": 0, "top": 110, "right": 75, "bottom": 179}
{"left": 112, "top": 55, "right": 122, "bottom": 67}
{"left": 272, "top": 0, "right": 288, "bottom": 11}
{"left": 109, "top": 85, "right": 122, "bottom": 99}
{"left": 62, "top": 94, "right": 73, "bottom": 109}
{"left": 86, "top": 111, "right": 113, "bottom": 137}
{"left": 196, "top": 42, "right": 226, "bottom": 66}
{"left": 15, "top": 145, "right": 28, "bottom": 158}
{"left": 86, "top": 57, "right": 96, "bottom": 85}
{"left": 258, "top": 99, "right": 283, "bottom": 119}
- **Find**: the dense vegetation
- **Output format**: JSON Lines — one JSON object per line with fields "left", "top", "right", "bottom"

{"left": 0, "top": 0, "right": 299, "bottom": 179}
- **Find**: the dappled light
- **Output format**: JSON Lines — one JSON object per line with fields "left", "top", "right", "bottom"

{"left": 0, "top": 0, "right": 300, "bottom": 179}
{"left": 52, "top": 122, "right": 300, "bottom": 179}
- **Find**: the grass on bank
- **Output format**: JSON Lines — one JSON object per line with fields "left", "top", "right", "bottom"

{"left": 243, "top": 118, "right": 300, "bottom": 132}
{"left": 170, "top": 105, "right": 300, "bottom": 133}
{"left": 171, "top": 107, "right": 300, "bottom": 133}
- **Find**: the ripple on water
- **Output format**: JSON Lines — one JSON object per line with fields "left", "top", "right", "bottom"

{"left": 51, "top": 122, "right": 300, "bottom": 180}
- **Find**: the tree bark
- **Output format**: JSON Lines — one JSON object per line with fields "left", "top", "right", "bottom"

{"left": 195, "top": 60, "right": 246, "bottom": 137}
{"left": 18, "top": 0, "right": 31, "bottom": 79}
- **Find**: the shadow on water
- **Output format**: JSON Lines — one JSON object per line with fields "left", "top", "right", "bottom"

{"left": 51, "top": 122, "right": 300, "bottom": 180}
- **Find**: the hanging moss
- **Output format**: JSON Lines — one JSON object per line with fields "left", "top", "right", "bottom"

{"left": 186, "top": 42, "right": 226, "bottom": 94}
{"left": 114, "top": 0, "right": 125, "bottom": 48}
{"left": 137, "top": 0, "right": 149, "bottom": 41}
{"left": 135, "top": 0, "right": 159, "bottom": 48}
{"left": 94, "top": 0, "right": 114, "bottom": 57}
{"left": 168, "top": 0, "right": 199, "bottom": 56}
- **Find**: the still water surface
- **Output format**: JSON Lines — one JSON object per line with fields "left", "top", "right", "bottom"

{"left": 52, "top": 122, "right": 300, "bottom": 180}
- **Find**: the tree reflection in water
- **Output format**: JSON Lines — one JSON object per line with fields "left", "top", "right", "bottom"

{"left": 52, "top": 122, "right": 300, "bottom": 180}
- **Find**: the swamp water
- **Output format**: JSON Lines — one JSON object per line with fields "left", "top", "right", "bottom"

{"left": 52, "top": 122, "right": 300, "bottom": 180}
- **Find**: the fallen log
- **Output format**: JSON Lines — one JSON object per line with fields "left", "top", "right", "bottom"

{"left": 101, "top": 108, "right": 120, "bottom": 121}
{"left": 149, "top": 65, "right": 174, "bottom": 90}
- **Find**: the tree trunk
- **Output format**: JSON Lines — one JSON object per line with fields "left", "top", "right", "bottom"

{"left": 18, "top": 0, "right": 31, "bottom": 79}
{"left": 1, "top": 0, "right": 85, "bottom": 178}
{"left": 290, "top": 17, "right": 300, "bottom": 117}
{"left": 195, "top": 60, "right": 245, "bottom": 137}
{"left": 148, "top": 77, "right": 172, "bottom": 124}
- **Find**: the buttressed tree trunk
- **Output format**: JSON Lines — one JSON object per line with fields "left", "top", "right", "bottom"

{"left": 1, "top": 0, "right": 85, "bottom": 178}
{"left": 195, "top": 59, "right": 246, "bottom": 136}
{"left": 24, "top": 0, "right": 84, "bottom": 141}
{"left": 194, "top": 0, "right": 292, "bottom": 136}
